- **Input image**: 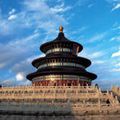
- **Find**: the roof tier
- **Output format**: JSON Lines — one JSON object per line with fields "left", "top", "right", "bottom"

{"left": 40, "top": 32, "right": 83, "bottom": 53}
{"left": 32, "top": 54, "right": 91, "bottom": 68}
{"left": 27, "top": 66, "right": 97, "bottom": 81}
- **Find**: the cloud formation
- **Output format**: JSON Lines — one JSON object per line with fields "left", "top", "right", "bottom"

{"left": 0, "top": 0, "right": 120, "bottom": 89}
{"left": 0, "top": 0, "right": 72, "bottom": 86}
{"left": 16, "top": 72, "right": 25, "bottom": 81}
{"left": 8, "top": 14, "right": 17, "bottom": 21}
{"left": 88, "top": 32, "right": 107, "bottom": 43}
{"left": 112, "top": 3, "right": 120, "bottom": 11}
{"left": 112, "top": 48, "right": 120, "bottom": 57}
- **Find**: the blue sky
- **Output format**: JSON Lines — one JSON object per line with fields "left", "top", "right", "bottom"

{"left": 0, "top": 0, "right": 120, "bottom": 89}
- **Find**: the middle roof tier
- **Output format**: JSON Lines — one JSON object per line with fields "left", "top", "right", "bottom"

{"left": 32, "top": 53, "right": 91, "bottom": 68}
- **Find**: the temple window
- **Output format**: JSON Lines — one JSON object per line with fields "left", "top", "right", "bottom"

{"left": 38, "top": 62, "right": 85, "bottom": 69}
{"left": 46, "top": 48, "right": 71, "bottom": 54}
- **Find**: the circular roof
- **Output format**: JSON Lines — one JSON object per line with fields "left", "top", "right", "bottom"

{"left": 32, "top": 55, "right": 91, "bottom": 68}
{"left": 40, "top": 32, "right": 83, "bottom": 53}
{"left": 27, "top": 66, "right": 97, "bottom": 81}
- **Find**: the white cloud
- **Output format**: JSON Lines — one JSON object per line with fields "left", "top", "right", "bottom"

{"left": 11, "top": 54, "right": 45, "bottom": 76}
{"left": 23, "top": 0, "right": 67, "bottom": 26}
{"left": 93, "top": 60, "right": 105, "bottom": 65}
{"left": 0, "top": 33, "right": 40, "bottom": 69}
{"left": 0, "top": 0, "right": 70, "bottom": 86}
{"left": 26, "top": 54, "right": 44, "bottom": 63}
{"left": 50, "top": 3, "right": 71, "bottom": 13}
{"left": 0, "top": 0, "right": 67, "bottom": 36}
{"left": 112, "top": 3, "right": 120, "bottom": 11}
{"left": 8, "top": 53, "right": 45, "bottom": 85}
{"left": 16, "top": 72, "right": 25, "bottom": 81}
{"left": 24, "top": 0, "right": 49, "bottom": 12}
{"left": 0, "top": 76, "right": 31, "bottom": 87}
{"left": 0, "top": 20, "right": 11, "bottom": 35}
{"left": 69, "top": 26, "right": 88, "bottom": 36}
{"left": 0, "top": 9, "right": 17, "bottom": 34}
{"left": 88, "top": 32, "right": 107, "bottom": 43}
{"left": 24, "top": 0, "right": 71, "bottom": 14}
{"left": 112, "top": 68, "right": 120, "bottom": 72}
{"left": 116, "top": 26, "right": 120, "bottom": 30}
{"left": 115, "top": 63, "right": 120, "bottom": 66}
{"left": 9, "top": 9, "right": 16, "bottom": 15}
{"left": 8, "top": 14, "right": 17, "bottom": 20}
{"left": 112, "top": 23, "right": 120, "bottom": 31}
{"left": 90, "top": 51, "right": 104, "bottom": 59}
{"left": 106, "top": 0, "right": 120, "bottom": 11}
{"left": 9, "top": 33, "right": 40, "bottom": 46}
{"left": 110, "top": 36, "right": 120, "bottom": 41}
{"left": 112, "top": 49, "right": 120, "bottom": 57}
{"left": 0, "top": 79, "right": 13, "bottom": 86}
{"left": 80, "top": 51, "right": 105, "bottom": 59}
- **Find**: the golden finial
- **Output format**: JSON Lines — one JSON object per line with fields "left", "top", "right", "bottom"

{"left": 59, "top": 26, "right": 63, "bottom": 32}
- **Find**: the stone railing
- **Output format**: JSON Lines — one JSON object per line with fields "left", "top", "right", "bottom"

{"left": 112, "top": 87, "right": 120, "bottom": 96}
{"left": 0, "top": 85, "right": 101, "bottom": 101}
{"left": 0, "top": 85, "right": 119, "bottom": 107}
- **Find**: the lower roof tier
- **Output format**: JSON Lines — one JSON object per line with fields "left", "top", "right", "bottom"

{"left": 27, "top": 66, "right": 97, "bottom": 80}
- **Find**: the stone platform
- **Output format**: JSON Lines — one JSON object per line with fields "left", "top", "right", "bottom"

{"left": 0, "top": 85, "right": 120, "bottom": 120}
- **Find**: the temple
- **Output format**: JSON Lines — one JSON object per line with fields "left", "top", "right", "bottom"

{"left": 0, "top": 27, "right": 120, "bottom": 120}
{"left": 27, "top": 26, "right": 97, "bottom": 86}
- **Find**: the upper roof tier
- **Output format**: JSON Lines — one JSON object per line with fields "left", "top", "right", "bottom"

{"left": 40, "top": 26, "right": 83, "bottom": 53}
